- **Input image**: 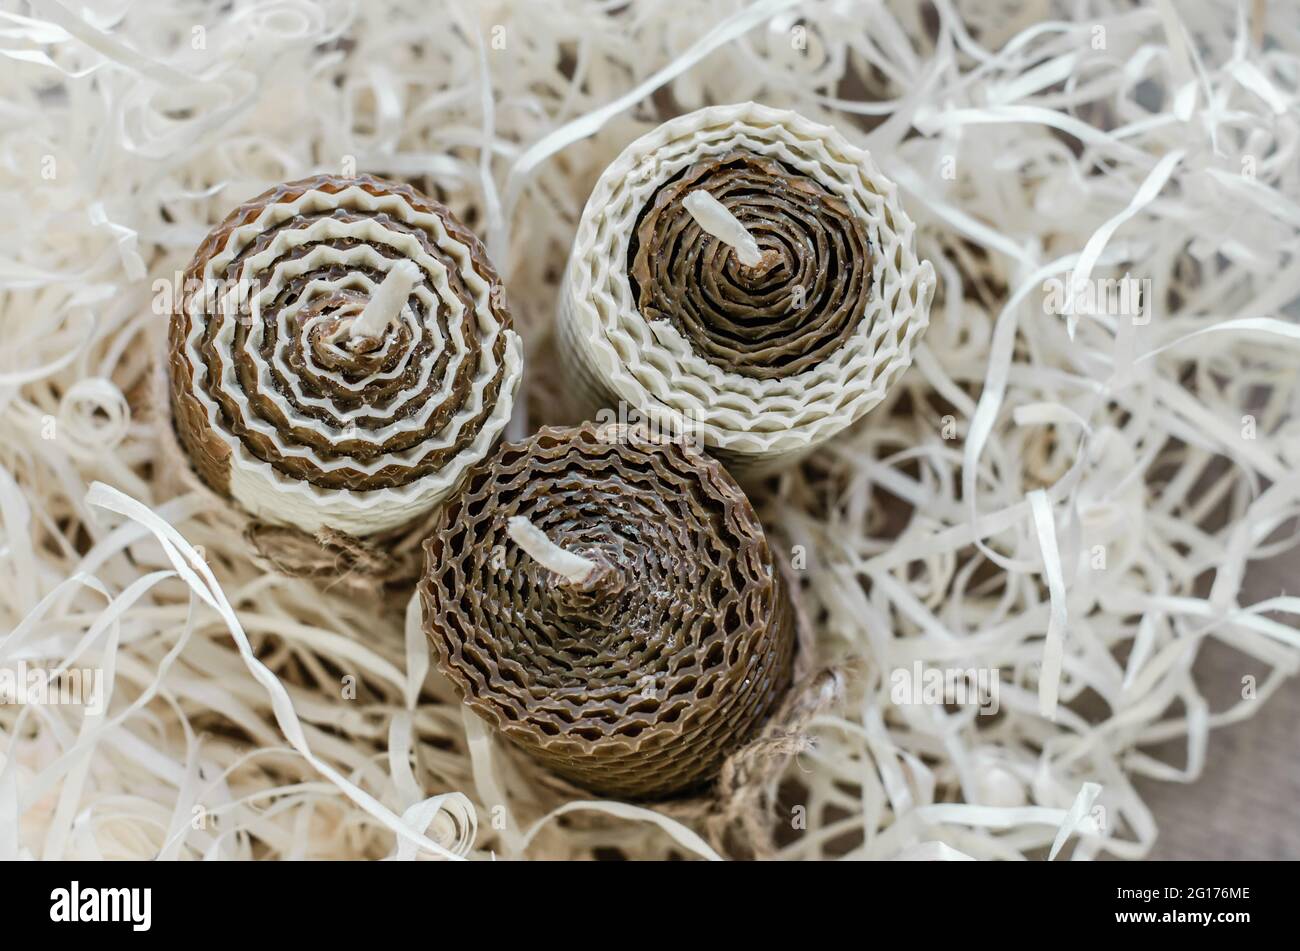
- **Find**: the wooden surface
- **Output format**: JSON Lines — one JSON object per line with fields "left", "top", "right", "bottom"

{"left": 1138, "top": 555, "right": 1300, "bottom": 860}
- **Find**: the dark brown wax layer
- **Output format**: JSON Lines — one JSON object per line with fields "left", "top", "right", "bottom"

{"left": 418, "top": 423, "right": 796, "bottom": 800}
{"left": 628, "top": 150, "right": 873, "bottom": 380}
{"left": 167, "top": 174, "right": 511, "bottom": 495}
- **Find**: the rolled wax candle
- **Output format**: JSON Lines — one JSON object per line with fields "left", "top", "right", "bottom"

{"left": 418, "top": 422, "right": 796, "bottom": 799}
{"left": 558, "top": 101, "right": 936, "bottom": 475}
{"left": 167, "top": 174, "right": 522, "bottom": 537}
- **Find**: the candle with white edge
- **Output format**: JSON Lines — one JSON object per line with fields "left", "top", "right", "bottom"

{"left": 506, "top": 515, "right": 597, "bottom": 583}
{"left": 557, "top": 102, "right": 936, "bottom": 481}
{"left": 682, "top": 190, "right": 764, "bottom": 267}
{"left": 349, "top": 259, "right": 422, "bottom": 339}
{"left": 167, "top": 172, "right": 523, "bottom": 540}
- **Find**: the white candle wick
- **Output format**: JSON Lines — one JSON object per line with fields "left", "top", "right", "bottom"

{"left": 349, "top": 259, "right": 421, "bottom": 339}
{"left": 682, "top": 190, "right": 764, "bottom": 267}
{"left": 507, "top": 515, "right": 598, "bottom": 583}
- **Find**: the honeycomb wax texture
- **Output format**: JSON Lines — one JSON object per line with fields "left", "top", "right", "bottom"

{"left": 558, "top": 101, "right": 936, "bottom": 475}
{"left": 167, "top": 174, "right": 522, "bottom": 536}
{"left": 418, "top": 423, "right": 797, "bottom": 799}
{"left": 630, "top": 149, "right": 871, "bottom": 379}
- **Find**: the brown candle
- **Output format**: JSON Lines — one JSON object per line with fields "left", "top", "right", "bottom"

{"left": 418, "top": 422, "right": 796, "bottom": 799}
{"left": 166, "top": 174, "right": 522, "bottom": 541}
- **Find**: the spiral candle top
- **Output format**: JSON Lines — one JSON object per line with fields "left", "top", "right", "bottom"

{"left": 632, "top": 149, "right": 871, "bottom": 379}
{"left": 418, "top": 423, "right": 796, "bottom": 799}
{"left": 559, "top": 102, "right": 935, "bottom": 473}
{"left": 167, "top": 174, "right": 522, "bottom": 536}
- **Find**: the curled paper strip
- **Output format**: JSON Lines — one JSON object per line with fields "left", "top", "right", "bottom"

{"left": 167, "top": 174, "right": 523, "bottom": 536}
{"left": 418, "top": 423, "right": 796, "bottom": 799}
{"left": 558, "top": 101, "right": 936, "bottom": 473}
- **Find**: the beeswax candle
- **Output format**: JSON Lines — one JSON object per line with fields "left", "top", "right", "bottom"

{"left": 167, "top": 174, "right": 522, "bottom": 537}
{"left": 558, "top": 102, "right": 935, "bottom": 475}
{"left": 418, "top": 422, "right": 796, "bottom": 799}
